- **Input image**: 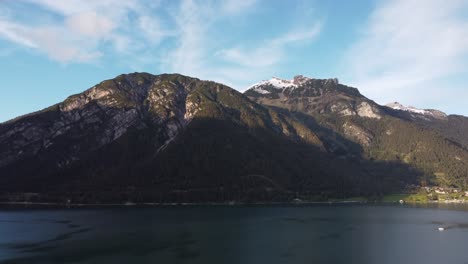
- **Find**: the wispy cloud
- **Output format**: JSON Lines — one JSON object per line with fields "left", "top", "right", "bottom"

{"left": 138, "top": 16, "right": 175, "bottom": 44}
{"left": 0, "top": 0, "right": 323, "bottom": 92}
{"left": 0, "top": 18, "right": 103, "bottom": 62}
{"left": 343, "top": 0, "right": 468, "bottom": 111}
{"left": 164, "top": 0, "right": 208, "bottom": 76}
{"left": 161, "top": 0, "right": 322, "bottom": 90}
{"left": 0, "top": 0, "right": 160, "bottom": 63}
{"left": 222, "top": 0, "right": 258, "bottom": 14}
{"left": 0, "top": 20, "right": 38, "bottom": 48}
{"left": 162, "top": 0, "right": 268, "bottom": 88}
{"left": 217, "top": 23, "right": 322, "bottom": 68}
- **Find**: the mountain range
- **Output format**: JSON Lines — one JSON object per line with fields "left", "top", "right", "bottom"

{"left": 0, "top": 73, "right": 467, "bottom": 203}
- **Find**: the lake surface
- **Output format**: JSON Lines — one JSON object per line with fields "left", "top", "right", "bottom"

{"left": 1, "top": 204, "right": 468, "bottom": 264}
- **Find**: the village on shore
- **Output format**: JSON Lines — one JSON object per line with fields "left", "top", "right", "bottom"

{"left": 382, "top": 185, "right": 468, "bottom": 204}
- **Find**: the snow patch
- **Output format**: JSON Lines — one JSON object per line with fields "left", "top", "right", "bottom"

{"left": 387, "top": 102, "right": 428, "bottom": 114}
{"left": 386, "top": 102, "right": 447, "bottom": 119}
{"left": 247, "top": 76, "right": 311, "bottom": 91}
{"left": 246, "top": 75, "right": 341, "bottom": 95}
{"left": 253, "top": 87, "right": 271, "bottom": 94}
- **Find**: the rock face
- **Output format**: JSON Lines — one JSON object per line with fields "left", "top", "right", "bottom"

{"left": 0, "top": 73, "right": 198, "bottom": 169}
{"left": 245, "top": 76, "right": 381, "bottom": 119}
{"left": 342, "top": 122, "right": 373, "bottom": 146}
{"left": 357, "top": 102, "right": 381, "bottom": 119}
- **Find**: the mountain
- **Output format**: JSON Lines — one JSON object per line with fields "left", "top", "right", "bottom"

{"left": 245, "top": 76, "right": 468, "bottom": 188}
{"left": 0, "top": 73, "right": 467, "bottom": 203}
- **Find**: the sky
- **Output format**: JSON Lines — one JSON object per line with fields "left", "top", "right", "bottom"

{"left": 0, "top": 0, "right": 467, "bottom": 122}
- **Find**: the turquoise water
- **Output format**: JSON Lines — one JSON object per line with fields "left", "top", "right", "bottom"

{"left": 1, "top": 204, "right": 468, "bottom": 263}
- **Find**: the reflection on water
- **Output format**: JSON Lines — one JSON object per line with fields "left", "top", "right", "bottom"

{"left": 1, "top": 204, "right": 468, "bottom": 264}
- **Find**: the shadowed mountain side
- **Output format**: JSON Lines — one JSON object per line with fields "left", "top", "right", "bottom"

{"left": 382, "top": 107, "right": 468, "bottom": 150}
{"left": 145, "top": 117, "right": 423, "bottom": 202}
{"left": 419, "top": 115, "right": 468, "bottom": 150}
{"left": 265, "top": 106, "right": 365, "bottom": 157}
{"left": 0, "top": 115, "right": 422, "bottom": 204}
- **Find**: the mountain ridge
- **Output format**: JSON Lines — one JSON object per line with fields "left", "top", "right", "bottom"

{"left": 244, "top": 74, "right": 468, "bottom": 187}
{"left": 0, "top": 72, "right": 467, "bottom": 203}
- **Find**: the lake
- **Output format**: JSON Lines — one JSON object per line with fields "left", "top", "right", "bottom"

{"left": 1, "top": 204, "right": 468, "bottom": 264}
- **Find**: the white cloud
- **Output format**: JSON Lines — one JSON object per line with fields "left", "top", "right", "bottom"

{"left": 343, "top": 0, "right": 468, "bottom": 111}
{"left": 66, "top": 11, "right": 115, "bottom": 37}
{"left": 32, "top": 26, "right": 103, "bottom": 62}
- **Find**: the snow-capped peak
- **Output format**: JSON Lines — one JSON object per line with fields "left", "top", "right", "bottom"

{"left": 247, "top": 75, "right": 312, "bottom": 94}
{"left": 386, "top": 102, "right": 447, "bottom": 119}
{"left": 386, "top": 102, "right": 428, "bottom": 114}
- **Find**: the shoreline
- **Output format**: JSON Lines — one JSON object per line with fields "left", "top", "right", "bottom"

{"left": 1, "top": 199, "right": 467, "bottom": 209}
{"left": 0, "top": 201, "right": 365, "bottom": 208}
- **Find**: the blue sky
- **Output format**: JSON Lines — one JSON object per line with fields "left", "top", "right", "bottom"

{"left": 0, "top": 0, "right": 467, "bottom": 122}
